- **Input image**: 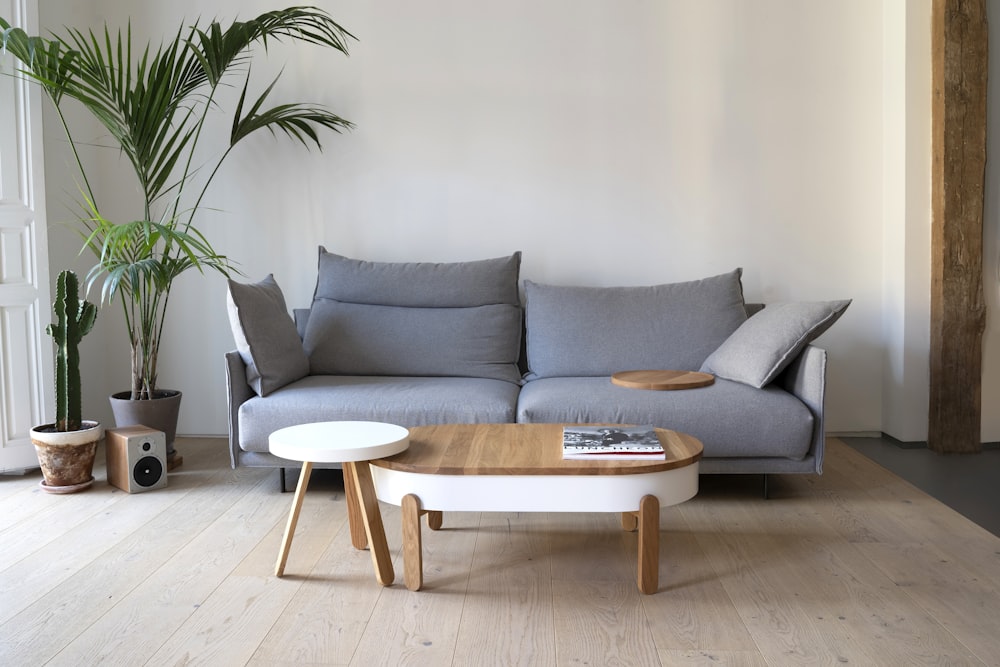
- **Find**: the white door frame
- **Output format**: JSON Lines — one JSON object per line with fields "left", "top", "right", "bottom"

{"left": 0, "top": 0, "right": 54, "bottom": 473}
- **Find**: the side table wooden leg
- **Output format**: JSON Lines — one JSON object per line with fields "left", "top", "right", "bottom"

{"left": 426, "top": 510, "right": 443, "bottom": 531}
{"left": 621, "top": 511, "right": 638, "bottom": 532}
{"left": 402, "top": 494, "right": 423, "bottom": 591}
{"left": 343, "top": 462, "right": 368, "bottom": 550}
{"left": 275, "top": 461, "right": 314, "bottom": 577}
{"left": 637, "top": 494, "right": 660, "bottom": 595}
{"left": 347, "top": 461, "right": 394, "bottom": 586}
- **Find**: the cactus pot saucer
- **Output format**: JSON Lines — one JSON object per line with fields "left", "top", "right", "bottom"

{"left": 40, "top": 475, "right": 95, "bottom": 494}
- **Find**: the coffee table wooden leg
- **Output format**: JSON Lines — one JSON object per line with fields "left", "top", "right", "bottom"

{"left": 637, "top": 494, "right": 660, "bottom": 595}
{"left": 275, "top": 461, "right": 314, "bottom": 577}
{"left": 402, "top": 494, "right": 424, "bottom": 591}
{"left": 621, "top": 511, "right": 638, "bottom": 532}
{"left": 347, "top": 461, "right": 394, "bottom": 586}
{"left": 426, "top": 510, "right": 443, "bottom": 530}
{"left": 342, "top": 462, "right": 368, "bottom": 550}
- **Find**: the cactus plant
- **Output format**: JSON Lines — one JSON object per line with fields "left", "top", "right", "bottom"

{"left": 46, "top": 271, "right": 97, "bottom": 432}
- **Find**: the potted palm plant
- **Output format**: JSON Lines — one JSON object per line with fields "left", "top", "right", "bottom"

{"left": 2, "top": 8, "right": 354, "bottom": 466}
{"left": 30, "top": 271, "right": 101, "bottom": 493}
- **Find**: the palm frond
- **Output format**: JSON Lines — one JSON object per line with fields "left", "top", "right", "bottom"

{"left": 237, "top": 6, "right": 355, "bottom": 56}
{"left": 2, "top": 21, "right": 79, "bottom": 104}
{"left": 54, "top": 25, "right": 207, "bottom": 207}
{"left": 187, "top": 7, "right": 353, "bottom": 88}
{"left": 85, "top": 216, "right": 237, "bottom": 303}
{"left": 187, "top": 19, "right": 251, "bottom": 88}
{"left": 231, "top": 71, "right": 353, "bottom": 147}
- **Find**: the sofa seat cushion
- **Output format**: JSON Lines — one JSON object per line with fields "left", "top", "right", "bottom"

{"left": 516, "top": 377, "right": 814, "bottom": 460}
{"left": 523, "top": 269, "right": 747, "bottom": 379}
{"left": 237, "top": 375, "right": 520, "bottom": 453}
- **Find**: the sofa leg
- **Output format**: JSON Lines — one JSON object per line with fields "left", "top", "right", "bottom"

{"left": 762, "top": 473, "right": 769, "bottom": 500}
{"left": 280, "top": 467, "right": 287, "bottom": 493}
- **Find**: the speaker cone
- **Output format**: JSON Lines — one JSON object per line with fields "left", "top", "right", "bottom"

{"left": 134, "top": 456, "right": 164, "bottom": 487}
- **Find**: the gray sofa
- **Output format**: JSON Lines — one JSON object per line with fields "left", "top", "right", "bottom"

{"left": 225, "top": 250, "right": 849, "bottom": 490}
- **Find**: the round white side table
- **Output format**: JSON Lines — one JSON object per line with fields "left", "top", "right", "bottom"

{"left": 270, "top": 421, "right": 409, "bottom": 584}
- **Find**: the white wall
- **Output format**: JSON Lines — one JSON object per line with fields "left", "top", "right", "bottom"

{"left": 37, "top": 0, "right": 960, "bottom": 440}
{"left": 880, "top": 0, "right": 931, "bottom": 442}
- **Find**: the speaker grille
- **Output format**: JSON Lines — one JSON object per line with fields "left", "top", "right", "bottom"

{"left": 133, "top": 456, "right": 164, "bottom": 487}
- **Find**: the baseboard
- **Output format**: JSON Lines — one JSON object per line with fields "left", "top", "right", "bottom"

{"left": 872, "top": 433, "right": 927, "bottom": 449}
{"left": 833, "top": 431, "right": 1000, "bottom": 451}
{"left": 827, "top": 431, "right": 882, "bottom": 439}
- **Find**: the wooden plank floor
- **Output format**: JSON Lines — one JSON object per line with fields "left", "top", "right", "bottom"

{"left": 2, "top": 437, "right": 999, "bottom": 665}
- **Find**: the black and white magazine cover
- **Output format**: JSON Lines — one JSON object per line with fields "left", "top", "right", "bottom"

{"left": 562, "top": 425, "right": 665, "bottom": 460}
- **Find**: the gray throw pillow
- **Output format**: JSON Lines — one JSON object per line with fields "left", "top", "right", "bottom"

{"left": 226, "top": 274, "right": 310, "bottom": 396}
{"left": 524, "top": 269, "right": 747, "bottom": 378}
{"left": 700, "top": 299, "right": 851, "bottom": 388}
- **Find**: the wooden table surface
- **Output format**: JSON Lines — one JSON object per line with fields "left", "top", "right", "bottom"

{"left": 611, "top": 369, "right": 715, "bottom": 390}
{"left": 371, "top": 423, "right": 702, "bottom": 476}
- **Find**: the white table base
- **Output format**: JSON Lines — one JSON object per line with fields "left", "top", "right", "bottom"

{"left": 372, "top": 462, "right": 699, "bottom": 593}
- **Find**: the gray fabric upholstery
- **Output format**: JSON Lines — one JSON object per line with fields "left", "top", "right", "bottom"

{"left": 225, "top": 350, "right": 254, "bottom": 469}
{"left": 303, "top": 250, "right": 523, "bottom": 382}
{"left": 517, "top": 376, "right": 814, "bottom": 460}
{"left": 304, "top": 301, "right": 522, "bottom": 382}
{"left": 778, "top": 344, "right": 827, "bottom": 473}
{"left": 223, "top": 257, "right": 834, "bottom": 479}
{"left": 701, "top": 300, "right": 850, "bottom": 388}
{"left": 237, "top": 375, "right": 520, "bottom": 454}
{"left": 313, "top": 248, "right": 522, "bottom": 307}
{"left": 699, "top": 456, "right": 821, "bottom": 474}
{"left": 293, "top": 308, "right": 310, "bottom": 340}
{"left": 226, "top": 274, "right": 309, "bottom": 396}
{"left": 226, "top": 346, "right": 829, "bottom": 475}
{"left": 523, "top": 269, "right": 747, "bottom": 379}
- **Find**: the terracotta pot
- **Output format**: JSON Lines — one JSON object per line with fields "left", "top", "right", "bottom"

{"left": 109, "top": 390, "right": 182, "bottom": 457}
{"left": 30, "top": 421, "right": 103, "bottom": 493}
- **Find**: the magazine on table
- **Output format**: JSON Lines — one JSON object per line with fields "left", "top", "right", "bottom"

{"left": 562, "top": 425, "right": 665, "bottom": 460}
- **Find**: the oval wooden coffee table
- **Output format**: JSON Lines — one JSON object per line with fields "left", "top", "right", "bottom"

{"left": 270, "top": 421, "right": 409, "bottom": 585}
{"left": 369, "top": 423, "right": 702, "bottom": 594}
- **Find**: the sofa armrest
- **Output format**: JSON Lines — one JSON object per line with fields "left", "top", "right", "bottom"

{"left": 778, "top": 344, "right": 827, "bottom": 473}
{"left": 225, "top": 350, "right": 255, "bottom": 469}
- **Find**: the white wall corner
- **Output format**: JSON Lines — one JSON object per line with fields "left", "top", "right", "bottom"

{"left": 880, "top": 0, "right": 932, "bottom": 442}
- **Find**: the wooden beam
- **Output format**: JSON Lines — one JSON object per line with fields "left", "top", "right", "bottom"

{"left": 929, "top": 0, "right": 988, "bottom": 454}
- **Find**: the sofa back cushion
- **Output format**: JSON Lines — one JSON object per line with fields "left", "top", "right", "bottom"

{"left": 312, "top": 249, "right": 521, "bottom": 306}
{"left": 524, "top": 269, "right": 746, "bottom": 379}
{"left": 304, "top": 249, "right": 523, "bottom": 383}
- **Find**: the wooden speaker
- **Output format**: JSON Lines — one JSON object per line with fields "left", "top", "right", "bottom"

{"left": 106, "top": 426, "right": 168, "bottom": 493}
